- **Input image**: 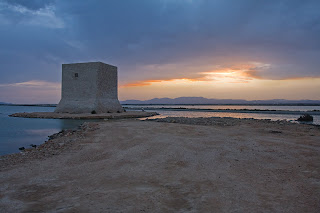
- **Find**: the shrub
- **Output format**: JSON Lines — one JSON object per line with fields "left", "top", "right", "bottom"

{"left": 91, "top": 110, "right": 97, "bottom": 114}
{"left": 297, "top": 114, "right": 313, "bottom": 122}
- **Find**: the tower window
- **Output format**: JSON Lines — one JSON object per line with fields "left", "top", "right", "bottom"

{"left": 75, "top": 73, "right": 78, "bottom": 77}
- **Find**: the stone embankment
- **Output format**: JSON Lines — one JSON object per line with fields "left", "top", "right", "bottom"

{"left": 9, "top": 111, "right": 158, "bottom": 119}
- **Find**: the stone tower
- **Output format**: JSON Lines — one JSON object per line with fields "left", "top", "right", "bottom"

{"left": 55, "top": 62, "right": 123, "bottom": 113}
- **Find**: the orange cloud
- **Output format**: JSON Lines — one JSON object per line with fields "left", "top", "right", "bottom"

{"left": 0, "top": 80, "right": 60, "bottom": 89}
{"left": 121, "top": 78, "right": 205, "bottom": 87}
{"left": 121, "top": 64, "right": 264, "bottom": 87}
{"left": 122, "top": 79, "right": 165, "bottom": 87}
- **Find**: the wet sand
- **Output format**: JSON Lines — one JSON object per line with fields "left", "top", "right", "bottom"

{"left": 0, "top": 117, "right": 319, "bottom": 212}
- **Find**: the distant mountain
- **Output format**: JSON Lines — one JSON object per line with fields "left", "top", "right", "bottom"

{"left": 121, "top": 97, "right": 320, "bottom": 105}
{"left": 0, "top": 102, "right": 56, "bottom": 107}
{"left": 0, "top": 102, "right": 10, "bottom": 105}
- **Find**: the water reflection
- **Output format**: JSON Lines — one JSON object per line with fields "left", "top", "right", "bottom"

{"left": 0, "top": 118, "right": 86, "bottom": 156}
{"left": 25, "top": 129, "right": 61, "bottom": 136}
{"left": 0, "top": 105, "right": 89, "bottom": 156}
{"left": 141, "top": 110, "right": 320, "bottom": 125}
{"left": 123, "top": 104, "right": 320, "bottom": 112}
{"left": 58, "top": 119, "right": 86, "bottom": 130}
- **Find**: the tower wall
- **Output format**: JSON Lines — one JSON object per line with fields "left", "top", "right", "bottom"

{"left": 55, "top": 62, "right": 123, "bottom": 113}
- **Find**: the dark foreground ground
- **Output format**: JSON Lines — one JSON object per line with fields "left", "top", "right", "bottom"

{"left": 0, "top": 117, "right": 319, "bottom": 212}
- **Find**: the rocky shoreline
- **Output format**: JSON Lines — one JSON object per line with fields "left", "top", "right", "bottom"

{"left": 1, "top": 116, "right": 318, "bottom": 170}
{"left": 0, "top": 122, "right": 99, "bottom": 170}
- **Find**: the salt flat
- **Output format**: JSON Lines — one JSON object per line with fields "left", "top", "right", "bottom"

{"left": 0, "top": 118, "right": 319, "bottom": 212}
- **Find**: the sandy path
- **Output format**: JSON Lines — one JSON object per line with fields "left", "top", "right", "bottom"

{"left": 0, "top": 119, "right": 319, "bottom": 212}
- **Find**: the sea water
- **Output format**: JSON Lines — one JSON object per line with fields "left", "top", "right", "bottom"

{"left": 0, "top": 104, "right": 319, "bottom": 156}
{"left": 0, "top": 105, "right": 85, "bottom": 156}
{"left": 124, "top": 104, "right": 320, "bottom": 124}
{"left": 123, "top": 104, "right": 320, "bottom": 111}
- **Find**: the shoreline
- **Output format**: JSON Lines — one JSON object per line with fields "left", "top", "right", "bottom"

{"left": 1, "top": 111, "right": 157, "bottom": 156}
{"left": 2, "top": 103, "right": 320, "bottom": 107}
{"left": 0, "top": 122, "right": 97, "bottom": 169}
{"left": 1, "top": 117, "right": 319, "bottom": 212}
{"left": 1, "top": 115, "right": 318, "bottom": 157}
{"left": 1, "top": 116, "right": 319, "bottom": 166}
{"left": 124, "top": 107, "right": 320, "bottom": 115}
{"left": 9, "top": 111, "right": 158, "bottom": 119}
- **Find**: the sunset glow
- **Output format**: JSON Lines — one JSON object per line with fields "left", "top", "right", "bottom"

{"left": 0, "top": 1, "right": 319, "bottom": 103}
{"left": 119, "top": 70, "right": 320, "bottom": 101}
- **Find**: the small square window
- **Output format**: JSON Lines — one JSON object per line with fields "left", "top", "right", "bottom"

{"left": 75, "top": 73, "right": 78, "bottom": 77}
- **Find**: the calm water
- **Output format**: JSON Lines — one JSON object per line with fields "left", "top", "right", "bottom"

{"left": 126, "top": 104, "right": 320, "bottom": 124}
{"left": 122, "top": 104, "right": 320, "bottom": 111}
{"left": 0, "top": 106, "right": 86, "bottom": 156}
{"left": 1, "top": 104, "right": 319, "bottom": 156}
{"left": 141, "top": 110, "right": 320, "bottom": 124}
{"left": 125, "top": 104, "right": 320, "bottom": 124}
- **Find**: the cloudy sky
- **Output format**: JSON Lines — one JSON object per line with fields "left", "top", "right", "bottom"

{"left": 0, "top": 0, "right": 319, "bottom": 103}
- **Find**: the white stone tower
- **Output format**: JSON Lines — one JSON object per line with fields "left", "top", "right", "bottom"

{"left": 55, "top": 62, "right": 123, "bottom": 113}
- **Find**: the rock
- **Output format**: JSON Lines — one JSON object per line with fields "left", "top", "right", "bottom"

{"left": 297, "top": 114, "right": 313, "bottom": 122}
{"left": 30, "top": 144, "right": 37, "bottom": 148}
{"left": 269, "top": 130, "right": 282, "bottom": 134}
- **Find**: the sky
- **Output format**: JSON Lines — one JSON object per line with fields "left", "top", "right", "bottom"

{"left": 0, "top": 0, "right": 319, "bottom": 103}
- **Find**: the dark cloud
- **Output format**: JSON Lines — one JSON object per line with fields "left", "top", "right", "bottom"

{"left": 0, "top": 0, "right": 319, "bottom": 85}
{"left": 3, "top": 0, "right": 55, "bottom": 10}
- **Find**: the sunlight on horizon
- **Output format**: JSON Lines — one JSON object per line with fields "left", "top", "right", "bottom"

{"left": 1, "top": 65, "right": 320, "bottom": 103}
{"left": 119, "top": 76, "right": 320, "bottom": 101}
